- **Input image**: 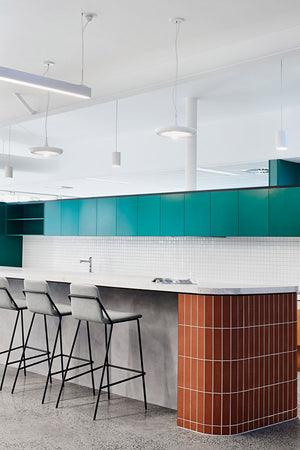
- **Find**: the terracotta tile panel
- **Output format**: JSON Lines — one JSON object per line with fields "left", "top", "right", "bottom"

{"left": 231, "top": 360, "right": 238, "bottom": 393}
{"left": 223, "top": 329, "right": 231, "bottom": 361}
{"left": 223, "top": 297, "right": 231, "bottom": 328}
{"left": 231, "top": 296, "right": 238, "bottom": 328}
{"left": 190, "top": 422, "right": 197, "bottom": 432}
{"left": 178, "top": 325, "right": 184, "bottom": 356}
{"left": 198, "top": 360, "right": 204, "bottom": 391}
{"left": 237, "top": 296, "right": 244, "bottom": 327}
{"left": 184, "top": 326, "right": 191, "bottom": 357}
{"left": 191, "top": 389, "right": 197, "bottom": 423}
{"left": 213, "top": 393, "right": 222, "bottom": 426}
{"left": 205, "top": 361, "right": 213, "bottom": 392}
{"left": 191, "top": 295, "right": 198, "bottom": 327}
{"left": 231, "top": 328, "right": 238, "bottom": 360}
{"left": 231, "top": 393, "right": 238, "bottom": 426}
{"left": 184, "top": 295, "right": 191, "bottom": 326}
{"left": 191, "top": 358, "right": 197, "bottom": 391}
{"left": 184, "top": 389, "right": 190, "bottom": 421}
{"left": 214, "top": 328, "right": 222, "bottom": 360}
{"left": 222, "top": 394, "right": 230, "bottom": 426}
{"left": 237, "top": 328, "right": 244, "bottom": 359}
{"left": 178, "top": 294, "right": 184, "bottom": 324}
{"left": 197, "top": 392, "right": 203, "bottom": 424}
{"left": 184, "top": 357, "right": 191, "bottom": 389}
{"left": 213, "top": 361, "right": 222, "bottom": 393}
{"left": 177, "top": 387, "right": 183, "bottom": 419}
{"left": 213, "top": 296, "right": 222, "bottom": 327}
{"left": 205, "top": 296, "right": 213, "bottom": 327}
{"left": 198, "top": 296, "right": 205, "bottom": 327}
{"left": 178, "top": 356, "right": 184, "bottom": 387}
{"left": 204, "top": 393, "right": 212, "bottom": 425}
{"left": 191, "top": 326, "right": 198, "bottom": 359}
{"left": 198, "top": 327, "right": 204, "bottom": 359}
{"left": 222, "top": 361, "right": 230, "bottom": 393}
{"left": 205, "top": 328, "right": 213, "bottom": 360}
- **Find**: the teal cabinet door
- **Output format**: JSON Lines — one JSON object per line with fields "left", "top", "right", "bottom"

{"left": 269, "top": 186, "right": 300, "bottom": 236}
{"left": 97, "top": 198, "right": 117, "bottom": 236}
{"left": 117, "top": 196, "right": 138, "bottom": 236}
{"left": 0, "top": 236, "right": 22, "bottom": 267}
{"left": 44, "top": 201, "right": 61, "bottom": 236}
{"left": 160, "top": 193, "right": 185, "bottom": 236}
{"left": 138, "top": 195, "right": 160, "bottom": 236}
{"left": 79, "top": 199, "right": 96, "bottom": 236}
{"left": 211, "top": 190, "right": 238, "bottom": 236}
{"left": 239, "top": 189, "right": 268, "bottom": 236}
{"left": 185, "top": 192, "right": 211, "bottom": 236}
{"left": 61, "top": 200, "right": 79, "bottom": 236}
{"left": 0, "top": 203, "right": 5, "bottom": 235}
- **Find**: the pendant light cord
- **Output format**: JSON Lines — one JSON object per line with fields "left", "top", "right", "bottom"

{"left": 8, "top": 125, "right": 11, "bottom": 164}
{"left": 115, "top": 99, "right": 118, "bottom": 152}
{"left": 81, "top": 13, "right": 93, "bottom": 86}
{"left": 43, "top": 62, "right": 51, "bottom": 146}
{"left": 280, "top": 59, "right": 283, "bottom": 130}
{"left": 172, "top": 20, "right": 181, "bottom": 126}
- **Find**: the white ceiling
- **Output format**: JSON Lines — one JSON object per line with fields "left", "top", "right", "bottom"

{"left": 1, "top": 0, "right": 300, "bottom": 201}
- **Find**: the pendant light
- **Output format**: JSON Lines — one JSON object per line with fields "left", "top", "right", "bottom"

{"left": 112, "top": 100, "right": 121, "bottom": 167}
{"left": 30, "top": 63, "right": 63, "bottom": 157}
{"left": 275, "top": 59, "right": 287, "bottom": 151}
{"left": 156, "top": 18, "right": 196, "bottom": 140}
{"left": 4, "top": 126, "right": 13, "bottom": 178}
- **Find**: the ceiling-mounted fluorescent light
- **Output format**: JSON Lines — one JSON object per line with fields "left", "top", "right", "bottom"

{"left": 0, "top": 66, "right": 91, "bottom": 99}
{"left": 197, "top": 167, "right": 238, "bottom": 176}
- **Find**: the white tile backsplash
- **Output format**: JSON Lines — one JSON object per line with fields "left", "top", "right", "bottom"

{"left": 23, "top": 236, "right": 300, "bottom": 287}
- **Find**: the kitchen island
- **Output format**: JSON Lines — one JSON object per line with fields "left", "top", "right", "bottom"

{"left": 0, "top": 267, "right": 297, "bottom": 435}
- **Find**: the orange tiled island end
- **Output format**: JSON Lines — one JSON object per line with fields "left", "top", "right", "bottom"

{"left": 177, "top": 288, "right": 298, "bottom": 435}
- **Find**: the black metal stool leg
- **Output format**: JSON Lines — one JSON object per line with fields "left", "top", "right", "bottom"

{"left": 86, "top": 321, "right": 95, "bottom": 395}
{"left": 137, "top": 319, "right": 147, "bottom": 410}
{"left": 43, "top": 315, "right": 52, "bottom": 384}
{"left": 104, "top": 323, "right": 110, "bottom": 399}
{"left": 93, "top": 324, "right": 113, "bottom": 420}
{"left": 11, "top": 313, "right": 36, "bottom": 394}
{"left": 0, "top": 310, "right": 20, "bottom": 391}
{"left": 20, "top": 310, "right": 26, "bottom": 376}
{"left": 42, "top": 317, "right": 61, "bottom": 404}
{"left": 59, "top": 320, "right": 64, "bottom": 380}
{"left": 56, "top": 320, "right": 81, "bottom": 408}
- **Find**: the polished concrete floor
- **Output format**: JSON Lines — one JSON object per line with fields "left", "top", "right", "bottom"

{"left": 0, "top": 366, "right": 299, "bottom": 449}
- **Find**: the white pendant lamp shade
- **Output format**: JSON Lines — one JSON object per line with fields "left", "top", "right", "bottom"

{"left": 30, "top": 145, "right": 63, "bottom": 157}
{"left": 276, "top": 129, "right": 288, "bottom": 151}
{"left": 112, "top": 151, "right": 121, "bottom": 167}
{"left": 155, "top": 125, "right": 196, "bottom": 139}
{"left": 4, "top": 165, "right": 13, "bottom": 178}
{"left": 156, "top": 18, "right": 197, "bottom": 140}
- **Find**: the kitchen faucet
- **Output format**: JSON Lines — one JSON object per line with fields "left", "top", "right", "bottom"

{"left": 80, "top": 256, "right": 93, "bottom": 273}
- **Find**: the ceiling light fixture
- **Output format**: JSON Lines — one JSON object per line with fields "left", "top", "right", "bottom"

{"left": 276, "top": 59, "right": 287, "bottom": 151}
{"left": 112, "top": 100, "right": 121, "bottom": 167}
{"left": 156, "top": 18, "right": 196, "bottom": 140}
{"left": 196, "top": 167, "right": 238, "bottom": 176}
{"left": 0, "top": 12, "right": 95, "bottom": 99}
{"left": 30, "top": 63, "right": 63, "bottom": 157}
{"left": 4, "top": 126, "right": 13, "bottom": 179}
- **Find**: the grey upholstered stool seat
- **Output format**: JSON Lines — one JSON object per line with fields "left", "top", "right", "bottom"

{"left": 0, "top": 277, "right": 50, "bottom": 391}
{"left": 56, "top": 283, "right": 147, "bottom": 420}
{"left": 12, "top": 280, "right": 94, "bottom": 404}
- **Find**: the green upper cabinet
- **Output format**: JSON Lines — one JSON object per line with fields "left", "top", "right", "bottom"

{"left": 61, "top": 199, "right": 79, "bottom": 236}
{"left": 211, "top": 190, "right": 238, "bottom": 236}
{"left": 79, "top": 199, "right": 96, "bottom": 236}
{"left": 44, "top": 201, "right": 61, "bottom": 236}
{"left": 117, "top": 196, "right": 138, "bottom": 236}
{"left": 160, "top": 193, "right": 185, "bottom": 236}
{"left": 138, "top": 195, "right": 160, "bottom": 236}
{"left": 97, "top": 197, "right": 117, "bottom": 236}
{"left": 0, "top": 203, "right": 5, "bottom": 235}
{"left": 238, "top": 189, "right": 268, "bottom": 236}
{"left": 269, "top": 186, "right": 300, "bottom": 236}
{"left": 185, "top": 192, "right": 211, "bottom": 236}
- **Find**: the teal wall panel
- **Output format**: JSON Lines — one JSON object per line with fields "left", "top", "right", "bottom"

{"left": 79, "top": 199, "right": 97, "bottom": 236}
{"left": 61, "top": 200, "right": 79, "bottom": 236}
{"left": 44, "top": 201, "right": 61, "bottom": 236}
{"left": 185, "top": 192, "right": 211, "bottom": 236}
{"left": 117, "top": 197, "right": 138, "bottom": 236}
{"left": 160, "top": 194, "right": 185, "bottom": 236}
{"left": 138, "top": 195, "right": 160, "bottom": 236}
{"left": 239, "top": 189, "right": 268, "bottom": 236}
{"left": 269, "top": 186, "right": 300, "bottom": 236}
{"left": 211, "top": 190, "right": 238, "bottom": 236}
{"left": 97, "top": 198, "right": 117, "bottom": 236}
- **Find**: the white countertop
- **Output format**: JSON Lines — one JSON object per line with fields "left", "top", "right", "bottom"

{"left": 0, "top": 267, "right": 298, "bottom": 296}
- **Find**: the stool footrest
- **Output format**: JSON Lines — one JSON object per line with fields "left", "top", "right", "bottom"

{"left": 9, "top": 351, "right": 50, "bottom": 366}
{"left": 51, "top": 361, "right": 94, "bottom": 377}
{"left": 18, "top": 357, "right": 52, "bottom": 370}
{"left": 64, "top": 365, "right": 103, "bottom": 383}
{"left": 108, "top": 363, "right": 145, "bottom": 375}
{"left": 101, "top": 373, "right": 144, "bottom": 390}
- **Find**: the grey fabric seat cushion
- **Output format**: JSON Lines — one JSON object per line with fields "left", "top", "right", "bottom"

{"left": 56, "top": 303, "right": 72, "bottom": 316}
{"left": 14, "top": 298, "right": 27, "bottom": 310}
{"left": 104, "top": 310, "right": 142, "bottom": 324}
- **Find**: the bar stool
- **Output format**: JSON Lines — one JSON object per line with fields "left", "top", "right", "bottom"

{"left": 56, "top": 283, "right": 147, "bottom": 420}
{"left": 12, "top": 280, "right": 95, "bottom": 404}
{"left": 0, "top": 277, "right": 51, "bottom": 390}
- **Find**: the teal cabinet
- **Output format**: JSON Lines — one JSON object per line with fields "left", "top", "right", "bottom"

{"left": 138, "top": 195, "right": 160, "bottom": 236}
{"left": 61, "top": 200, "right": 79, "bottom": 236}
{"left": 185, "top": 192, "right": 211, "bottom": 236}
{"left": 269, "top": 186, "right": 300, "bottom": 236}
{"left": 211, "top": 190, "right": 238, "bottom": 236}
{"left": 160, "top": 193, "right": 185, "bottom": 236}
{"left": 5, "top": 202, "right": 44, "bottom": 236}
{"left": 0, "top": 236, "right": 22, "bottom": 267}
{"left": 238, "top": 189, "right": 268, "bottom": 236}
{"left": 117, "top": 196, "right": 138, "bottom": 236}
{"left": 44, "top": 201, "right": 61, "bottom": 236}
{"left": 79, "top": 199, "right": 96, "bottom": 236}
{"left": 97, "top": 198, "right": 117, "bottom": 236}
{"left": 0, "top": 203, "right": 5, "bottom": 235}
